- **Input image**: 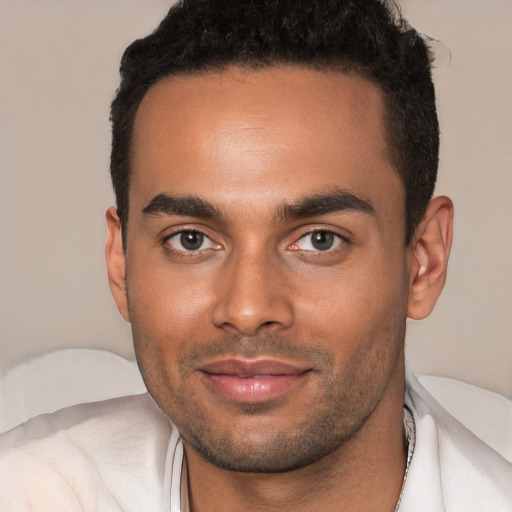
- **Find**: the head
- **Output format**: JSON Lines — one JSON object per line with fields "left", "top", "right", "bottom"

{"left": 106, "top": 0, "right": 453, "bottom": 474}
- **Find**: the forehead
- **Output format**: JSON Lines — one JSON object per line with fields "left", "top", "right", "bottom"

{"left": 130, "top": 66, "right": 402, "bottom": 219}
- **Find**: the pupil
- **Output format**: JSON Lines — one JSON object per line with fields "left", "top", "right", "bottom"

{"left": 180, "top": 231, "right": 203, "bottom": 251}
{"left": 312, "top": 231, "right": 334, "bottom": 251}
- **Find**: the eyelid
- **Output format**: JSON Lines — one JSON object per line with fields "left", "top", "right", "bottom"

{"left": 287, "top": 228, "right": 348, "bottom": 252}
{"left": 162, "top": 227, "right": 221, "bottom": 253}
{"left": 160, "top": 224, "right": 349, "bottom": 257}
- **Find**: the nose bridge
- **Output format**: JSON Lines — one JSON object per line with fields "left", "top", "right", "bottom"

{"left": 212, "top": 244, "right": 294, "bottom": 335}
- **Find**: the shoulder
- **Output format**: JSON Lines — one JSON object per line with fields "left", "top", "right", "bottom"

{"left": 401, "top": 371, "right": 512, "bottom": 511}
{"left": 0, "top": 394, "right": 177, "bottom": 511}
{"left": 0, "top": 393, "right": 172, "bottom": 460}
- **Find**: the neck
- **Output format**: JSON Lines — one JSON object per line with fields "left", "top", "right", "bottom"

{"left": 184, "top": 368, "right": 407, "bottom": 512}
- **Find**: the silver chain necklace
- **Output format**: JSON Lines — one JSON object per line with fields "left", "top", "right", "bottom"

{"left": 394, "top": 406, "right": 416, "bottom": 512}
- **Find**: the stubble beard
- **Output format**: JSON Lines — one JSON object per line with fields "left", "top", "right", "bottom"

{"left": 133, "top": 328, "right": 405, "bottom": 474}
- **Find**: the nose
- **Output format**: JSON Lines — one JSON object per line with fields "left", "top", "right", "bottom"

{"left": 211, "top": 249, "right": 294, "bottom": 336}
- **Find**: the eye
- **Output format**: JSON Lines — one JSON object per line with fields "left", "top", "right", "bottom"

{"left": 165, "top": 230, "right": 218, "bottom": 252}
{"left": 294, "top": 230, "right": 344, "bottom": 252}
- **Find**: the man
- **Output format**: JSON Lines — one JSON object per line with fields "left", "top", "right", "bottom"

{"left": 1, "top": 0, "right": 511, "bottom": 510}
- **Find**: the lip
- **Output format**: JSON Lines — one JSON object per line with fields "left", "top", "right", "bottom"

{"left": 198, "top": 358, "right": 311, "bottom": 403}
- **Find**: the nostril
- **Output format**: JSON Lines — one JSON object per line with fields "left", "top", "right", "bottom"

{"left": 261, "top": 321, "right": 275, "bottom": 327}
{"left": 255, "top": 320, "right": 283, "bottom": 333}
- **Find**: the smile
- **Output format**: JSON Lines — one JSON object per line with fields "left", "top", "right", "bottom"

{"left": 198, "top": 359, "right": 311, "bottom": 403}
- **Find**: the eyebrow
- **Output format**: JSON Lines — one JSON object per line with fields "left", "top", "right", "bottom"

{"left": 142, "top": 188, "right": 375, "bottom": 223}
{"left": 276, "top": 188, "right": 375, "bottom": 222}
{"left": 142, "top": 194, "right": 223, "bottom": 220}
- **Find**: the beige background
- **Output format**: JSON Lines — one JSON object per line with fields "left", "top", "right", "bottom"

{"left": 1, "top": 1, "right": 511, "bottom": 398}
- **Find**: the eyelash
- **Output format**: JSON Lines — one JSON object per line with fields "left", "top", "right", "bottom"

{"left": 161, "top": 227, "right": 349, "bottom": 259}
{"left": 289, "top": 229, "right": 348, "bottom": 254}
{"left": 162, "top": 228, "right": 220, "bottom": 257}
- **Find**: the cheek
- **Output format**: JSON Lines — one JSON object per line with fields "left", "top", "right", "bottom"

{"left": 127, "top": 256, "right": 215, "bottom": 331}
{"left": 291, "top": 256, "right": 408, "bottom": 361}
{"left": 296, "top": 255, "right": 406, "bottom": 323}
{"left": 127, "top": 285, "right": 194, "bottom": 410}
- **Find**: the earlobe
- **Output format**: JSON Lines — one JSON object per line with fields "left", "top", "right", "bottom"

{"left": 407, "top": 196, "right": 454, "bottom": 320}
{"left": 105, "top": 206, "right": 130, "bottom": 322}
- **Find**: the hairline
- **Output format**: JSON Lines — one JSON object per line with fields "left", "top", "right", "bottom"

{"left": 120, "top": 61, "right": 409, "bottom": 250}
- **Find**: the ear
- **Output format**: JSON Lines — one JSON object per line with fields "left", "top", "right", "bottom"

{"left": 407, "top": 196, "right": 454, "bottom": 320}
{"left": 105, "top": 206, "right": 130, "bottom": 322}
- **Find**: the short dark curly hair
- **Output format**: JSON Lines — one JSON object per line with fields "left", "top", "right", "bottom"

{"left": 110, "top": 0, "right": 438, "bottom": 245}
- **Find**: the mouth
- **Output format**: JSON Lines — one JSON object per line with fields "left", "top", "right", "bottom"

{"left": 198, "top": 358, "right": 312, "bottom": 403}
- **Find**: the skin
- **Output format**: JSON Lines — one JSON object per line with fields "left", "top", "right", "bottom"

{"left": 106, "top": 66, "right": 453, "bottom": 511}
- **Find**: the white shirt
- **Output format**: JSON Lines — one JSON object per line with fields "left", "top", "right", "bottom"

{"left": 0, "top": 372, "right": 510, "bottom": 511}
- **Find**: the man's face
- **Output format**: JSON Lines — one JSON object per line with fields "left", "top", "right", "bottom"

{"left": 121, "top": 66, "right": 411, "bottom": 472}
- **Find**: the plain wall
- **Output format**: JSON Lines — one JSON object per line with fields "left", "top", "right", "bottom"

{"left": 1, "top": 1, "right": 511, "bottom": 398}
